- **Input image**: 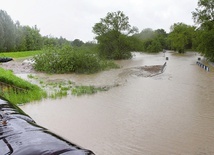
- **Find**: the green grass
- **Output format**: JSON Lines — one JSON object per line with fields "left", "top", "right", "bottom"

{"left": 26, "top": 74, "right": 110, "bottom": 98}
{"left": 2, "top": 88, "right": 47, "bottom": 105}
{"left": 71, "top": 85, "right": 109, "bottom": 96}
{"left": 50, "top": 90, "right": 68, "bottom": 99}
{"left": 0, "top": 50, "right": 42, "bottom": 58}
{"left": 0, "top": 67, "right": 47, "bottom": 104}
{"left": 0, "top": 48, "right": 117, "bottom": 103}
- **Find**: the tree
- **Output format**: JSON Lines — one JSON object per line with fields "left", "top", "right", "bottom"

{"left": 192, "top": 0, "right": 214, "bottom": 27}
{"left": 147, "top": 38, "right": 162, "bottom": 53}
{"left": 134, "top": 28, "right": 156, "bottom": 40}
{"left": 192, "top": 0, "right": 214, "bottom": 61}
{"left": 72, "top": 39, "right": 84, "bottom": 47}
{"left": 23, "top": 25, "right": 42, "bottom": 51}
{"left": 15, "top": 21, "right": 27, "bottom": 51}
{"left": 0, "top": 10, "right": 44, "bottom": 52}
{"left": 154, "top": 29, "right": 168, "bottom": 50}
{"left": 167, "top": 23, "right": 195, "bottom": 53}
{"left": 0, "top": 20, "right": 4, "bottom": 51}
{"left": 133, "top": 28, "right": 167, "bottom": 53}
{"left": 0, "top": 10, "right": 16, "bottom": 51}
{"left": 93, "top": 11, "right": 138, "bottom": 59}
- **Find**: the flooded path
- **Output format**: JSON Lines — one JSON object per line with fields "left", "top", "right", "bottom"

{"left": 20, "top": 52, "right": 214, "bottom": 155}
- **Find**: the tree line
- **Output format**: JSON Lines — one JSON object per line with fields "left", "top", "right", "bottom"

{"left": 92, "top": 11, "right": 198, "bottom": 59}
{"left": 0, "top": 10, "right": 41, "bottom": 51}
{"left": 0, "top": 10, "right": 87, "bottom": 52}
{"left": 0, "top": 0, "right": 213, "bottom": 61}
{"left": 92, "top": 0, "right": 213, "bottom": 61}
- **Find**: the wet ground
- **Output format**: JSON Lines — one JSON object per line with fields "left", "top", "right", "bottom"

{"left": 0, "top": 58, "right": 35, "bottom": 74}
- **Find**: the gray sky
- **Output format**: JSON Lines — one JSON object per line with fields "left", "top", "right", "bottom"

{"left": 1, "top": 0, "right": 198, "bottom": 42}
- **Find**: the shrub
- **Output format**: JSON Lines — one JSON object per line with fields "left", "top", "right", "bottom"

{"left": 33, "top": 45, "right": 118, "bottom": 74}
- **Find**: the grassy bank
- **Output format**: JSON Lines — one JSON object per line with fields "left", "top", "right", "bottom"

{"left": 0, "top": 46, "right": 119, "bottom": 103}
{"left": 0, "top": 67, "right": 47, "bottom": 104}
{"left": 0, "top": 46, "right": 119, "bottom": 74}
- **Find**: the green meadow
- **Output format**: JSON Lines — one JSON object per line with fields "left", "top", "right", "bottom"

{"left": 0, "top": 50, "right": 42, "bottom": 58}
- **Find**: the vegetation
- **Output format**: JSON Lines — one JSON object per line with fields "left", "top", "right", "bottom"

{"left": 28, "top": 74, "right": 109, "bottom": 98}
{"left": 0, "top": 0, "right": 213, "bottom": 60}
{"left": 134, "top": 28, "right": 168, "bottom": 53}
{"left": 33, "top": 45, "right": 118, "bottom": 74}
{"left": 71, "top": 39, "right": 84, "bottom": 47}
{"left": 42, "top": 35, "right": 71, "bottom": 47}
{"left": 72, "top": 85, "right": 109, "bottom": 96}
{"left": 0, "top": 10, "right": 17, "bottom": 52}
{"left": 0, "top": 50, "right": 42, "bottom": 58}
{"left": 192, "top": 0, "right": 214, "bottom": 61}
{"left": 0, "top": 67, "right": 47, "bottom": 104}
{"left": 0, "top": 9, "right": 87, "bottom": 53}
{"left": 93, "top": 11, "right": 138, "bottom": 59}
{"left": 167, "top": 23, "right": 196, "bottom": 53}
{"left": 0, "top": 67, "right": 108, "bottom": 104}
{"left": 0, "top": 10, "right": 42, "bottom": 52}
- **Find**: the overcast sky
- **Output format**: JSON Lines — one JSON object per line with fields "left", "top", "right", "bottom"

{"left": 1, "top": 0, "right": 198, "bottom": 42}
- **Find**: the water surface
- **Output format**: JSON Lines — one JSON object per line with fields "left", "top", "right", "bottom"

{"left": 20, "top": 52, "right": 214, "bottom": 155}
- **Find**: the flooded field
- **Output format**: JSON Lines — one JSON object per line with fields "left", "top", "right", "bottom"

{"left": 20, "top": 51, "right": 214, "bottom": 155}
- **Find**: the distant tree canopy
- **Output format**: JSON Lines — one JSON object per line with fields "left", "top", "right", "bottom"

{"left": 43, "top": 35, "right": 71, "bottom": 47}
{"left": 134, "top": 28, "right": 155, "bottom": 40}
{"left": 192, "top": 0, "right": 214, "bottom": 61}
{"left": 93, "top": 11, "right": 138, "bottom": 59}
{"left": 133, "top": 28, "right": 167, "bottom": 53}
{"left": 0, "top": 10, "right": 43, "bottom": 52}
{"left": 71, "top": 39, "right": 84, "bottom": 47}
{"left": 0, "top": 10, "right": 16, "bottom": 51}
{"left": 0, "top": 9, "right": 78, "bottom": 52}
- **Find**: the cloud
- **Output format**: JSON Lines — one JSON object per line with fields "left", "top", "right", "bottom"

{"left": 0, "top": 0, "right": 198, "bottom": 42}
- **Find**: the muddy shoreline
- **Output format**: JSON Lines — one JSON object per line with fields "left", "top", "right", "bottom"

{"left": 0, "top": 58, "right": 164, "bottom": 77}
{"left": 0, "top": 58, "right": 36, "bottom": 74}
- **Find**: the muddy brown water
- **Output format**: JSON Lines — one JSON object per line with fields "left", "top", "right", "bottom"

{"left": 20, "top": 52, "right": 214, "bottom": 155}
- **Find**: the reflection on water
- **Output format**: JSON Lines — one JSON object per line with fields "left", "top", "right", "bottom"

{"left": 20, "top": 52, "right": 214, "bottom": 155}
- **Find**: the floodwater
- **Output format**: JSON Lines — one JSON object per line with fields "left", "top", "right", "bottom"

{"left": 20, "top": 51, "right": 214, "bottom": 155}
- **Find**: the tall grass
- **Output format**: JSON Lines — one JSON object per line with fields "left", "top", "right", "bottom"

{"left": 71, "top": 85, "right": 109, "bottom": 96}
{"left": 28, "top": 74, "right": 110, "bottom": 98}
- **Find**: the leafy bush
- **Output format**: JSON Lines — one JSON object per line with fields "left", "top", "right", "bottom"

{"left": 33, "top": 45, "right": 118, "bottom": 74}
